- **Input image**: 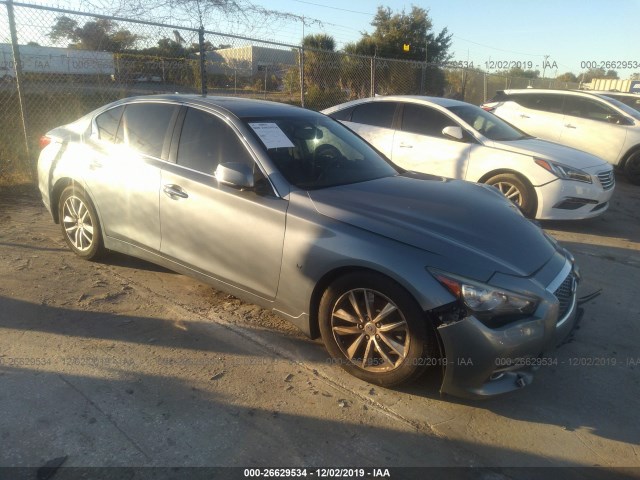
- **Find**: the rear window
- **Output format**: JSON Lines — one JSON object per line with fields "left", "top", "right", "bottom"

{"left": 328, "top": 106, "right": 356, "bottom": 121}
{"left": 510, "top": 93, "right": 563, "bottom": 113}
{"left": 116, "top": 103, "right": 179, "bottom": 159}
{"left": 95, "top": 106, "right": 124, "bottom": 143}
{"left": 350, "top": 102, "right": 397, "bottom": 129}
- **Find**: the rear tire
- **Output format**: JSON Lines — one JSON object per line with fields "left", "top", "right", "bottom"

{"left": 58, "top": 186, "right": 104, "bottom": 260}
{"left": 319, "top": 272, "right": 438, "bottom": 387}
{"left": 624, "top": 151, "right": 640, "bottom": 185}
{"left": 485, "top": 173, "right": 537, "bottom": 218}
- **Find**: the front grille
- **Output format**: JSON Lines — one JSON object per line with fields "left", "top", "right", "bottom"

{"left": 554, "top": 273, "right": 576, "bottom": 321}
{"left": 597, "top": 170, "right": 615, "bottom": 190}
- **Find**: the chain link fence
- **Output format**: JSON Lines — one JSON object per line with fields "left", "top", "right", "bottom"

{"left": 0, "top": 1, "right": 580, "bottom": 183}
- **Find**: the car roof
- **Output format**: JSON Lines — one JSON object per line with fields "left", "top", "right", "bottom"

{"left": 322, "top": 95, "right": 471, "bottom": 113}
{"left": 500, "top": 88, "right": 616, "bottom": 98}
{"left": 107, "top": 94, "right": 315, "bottom": 118}
{"left": 588, "top": 90, "right": 640, "bottom": 97}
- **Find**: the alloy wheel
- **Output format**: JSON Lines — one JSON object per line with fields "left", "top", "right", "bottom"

{"left": 62, "top": 195, "right": 95, "bottom": 252}
{"left": 330, "top": 288, "right": 410, "bottom": 372}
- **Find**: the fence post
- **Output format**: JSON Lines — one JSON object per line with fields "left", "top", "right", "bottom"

{"left": 370, "top": 56, "right": 376, "bottom": 97}
{"left": 6, "top": 0, "right": 31, "bottom": 174}
{"left": 483, "top": 73, "right": 487, "bottom": 102}
{"left": 198, "top": 25, "right": 207, "bottom": 96}
{"left": 299, "top": 47, "right": 304, "bottom": 108}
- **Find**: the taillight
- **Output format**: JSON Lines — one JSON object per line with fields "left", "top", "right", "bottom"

{"left": 39, "top": 135, "right": 52, "bottom": 150}
{"left": 481, "top": 105, "right": 495, "bottom": 112}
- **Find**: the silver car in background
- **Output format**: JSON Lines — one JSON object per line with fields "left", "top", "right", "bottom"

{"left": 38, "top": 95, "right": 580, "bottom": 398}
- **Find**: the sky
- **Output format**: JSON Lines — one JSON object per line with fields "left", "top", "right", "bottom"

{"left": 247, "top": 0, "right": 640, "bottom": 78}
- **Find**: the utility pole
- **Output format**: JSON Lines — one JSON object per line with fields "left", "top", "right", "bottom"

{"left": 542, "top": 54, "right": 550, "bottom": 79}
{"left": 421, "top": 31, "right": 428, "bottom": 94}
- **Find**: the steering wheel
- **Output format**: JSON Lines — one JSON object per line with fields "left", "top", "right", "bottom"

{"left": 314, "top": 144, "right": 347, "bottom": 181}
{"left": 315, "top": 144, "right": 342, "bottom": 161}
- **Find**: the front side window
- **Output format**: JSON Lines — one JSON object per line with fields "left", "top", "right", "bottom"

{"left": 563, "top": 97, "right": 617, "bottom": 122}
{"left": 350, "top": 102, "right": 397, "bottom": 128}
{"left": 400, "top": 103, "right": 456, "bottom": 137}
{"left": 116, "top": 103, "right": 178, "bottom": 159}
{"left": 177, "top": 108, "right": 254, "bottom": 175}
{"left": 447, "top": 105, "right": 529, "bottom": 141}
{"left": 94, "top": 106, "right": 124, "bottom": 143}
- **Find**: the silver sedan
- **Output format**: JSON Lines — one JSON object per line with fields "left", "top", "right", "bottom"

{"left": 38, "top": 95, "right": 580, "bottom": 398}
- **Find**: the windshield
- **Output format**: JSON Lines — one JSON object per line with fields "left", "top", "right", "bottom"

{"left": 242, "top": 114, "right": 399, "bottom": 189}
{"left": 447, "top": 104, "right": 531, "bottom": 141}
{"left": 600, "top": 95, "right": 640, "bottom": 120}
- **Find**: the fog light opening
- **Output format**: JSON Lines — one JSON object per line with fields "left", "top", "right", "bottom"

{"left": 489, "top": 372, "right": 505, "bottom": 381}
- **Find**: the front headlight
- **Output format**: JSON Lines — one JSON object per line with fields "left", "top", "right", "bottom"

{"left": 534, "top": 158, "right": 592, "bottom": 183}
{"left": 430, "top": 269, "right": 538, "bottom": 326}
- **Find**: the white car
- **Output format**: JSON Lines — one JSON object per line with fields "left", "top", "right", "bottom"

{"left": 481, "top": 89, "right": 640, "bottom": 185}
{"left": 322, "top": 96, "right": 614, "bottom": 220}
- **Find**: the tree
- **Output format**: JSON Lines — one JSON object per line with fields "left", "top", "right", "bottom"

{"left": 49, "top": 16, "right": 138, "bottom": 51}
{"left": 302, "top": 33, "right": 336, "bottom": 91}
{"left": 556, "top": 72, "right": 578, "bottom": 83}
{"left": 500, "top": 67, "right": 540, "bottom": 79}
{"left": 579, "top": 68, "right": 618, "bottom": 83}
{"left": 343, "top": 6, "right": 451, "bottom": 96}
{"left": 348, "top": 6, "right": 451, "bottom": 64}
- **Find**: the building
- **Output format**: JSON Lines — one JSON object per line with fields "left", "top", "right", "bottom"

{"left": 204, "top": 45, "right": 297, "bottom": 77}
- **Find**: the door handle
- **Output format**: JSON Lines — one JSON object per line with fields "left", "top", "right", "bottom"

{"left": 163, "top": 184, "right": 189, "bottom": 199}
{"left": 564, "top": 124, "right": 576, "bottom": 129}
{"left": 519, "top": 114, "right": 530, "bottom": 119}
{"left": 399, "top": 143, "right": 413, "bottom": 148}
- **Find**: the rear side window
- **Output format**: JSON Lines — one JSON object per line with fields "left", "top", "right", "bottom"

{"left": 116, "top": 103, "right": 179, "bottom": 159}
{"left": 328, "top": 106, "right": 356, "bottom": 121}
{"left": 350, "top": 102, "right": 397, "bottom": 128}
{"left": 400, "top": 103, "right": 457, "bottom": 137}
{"left": 177, "top": 107, "right": 253, "bottom": 175}
{"left": 510, "top": 94, "right": 563, "bottom": 114}
{"left": 95, "top": 106, "right": 124, "bottom": 143}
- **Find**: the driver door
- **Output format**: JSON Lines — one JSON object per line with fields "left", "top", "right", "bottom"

{"left": 391, "top": 103, "right": 471, "bottom": 179}
{"left": 159, "top": 107, "right": 287, "bottom": 299}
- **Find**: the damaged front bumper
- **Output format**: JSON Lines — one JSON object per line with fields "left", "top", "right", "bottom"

{"left": 436, "top": 255, "right": 580, "bottom": 399}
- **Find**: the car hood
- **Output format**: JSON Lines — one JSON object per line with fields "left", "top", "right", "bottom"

{"left": 307, "top": 173, "right": 556, "bottom": 280}
{"left": 486, "top": 138, "right": 607, "bottom": 169}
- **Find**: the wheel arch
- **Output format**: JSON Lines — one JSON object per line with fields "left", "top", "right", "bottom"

{"left": 620, "top": 144, "right": 640, "bottom": 169}
{"left": 477, "top": 168, "right": 539, "bottom": 216}
{"left": 308, "top": 265, "right": 433, "bottom": 340}
{"left": 51, "top": 178, "right": 102, "bottom": 227}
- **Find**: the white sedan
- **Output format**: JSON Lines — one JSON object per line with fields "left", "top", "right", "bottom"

{"left": 322, "top": 96, "right": 615, "bottom": 220}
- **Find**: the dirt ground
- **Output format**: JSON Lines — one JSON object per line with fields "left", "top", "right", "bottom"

{"left": 0, "top": 175, "right": 639, "bottom": 479}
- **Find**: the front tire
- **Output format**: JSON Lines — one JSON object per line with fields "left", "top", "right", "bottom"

{"left": 319, "top": 272, "right": 437, "bottom": 387}
{"left": 624, "top": 151, "right": 640, "bottom": 185}
{"left": 485, "top": 173, "right": 537, "bottom": 218}
{"left": 58, "top": 186, "right": 104, "bottom": 260}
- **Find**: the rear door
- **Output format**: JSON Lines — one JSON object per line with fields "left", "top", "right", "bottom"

{"left": 503, "top": 93, "right": 565, "bottom": 141}
{"left": 159, "top": 106, "right": 287, "bottom": 299}
{"left": 85, "top": 102, "right": 179, "bottom": 250}
{"left": 341, "top": 101, "right": 398, "bottom": 158}
{"left": 391, "top": 103, "right": 471, "bottom": 179}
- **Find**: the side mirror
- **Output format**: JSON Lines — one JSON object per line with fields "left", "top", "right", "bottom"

{"left": 215, "top": 162, "right": 254, "bottom": 189}
{"left": 442, "top": 125, "right": 464, "bottom": 141}
{"left": 606, "top": 114, "right": 631, "bottom": 125}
